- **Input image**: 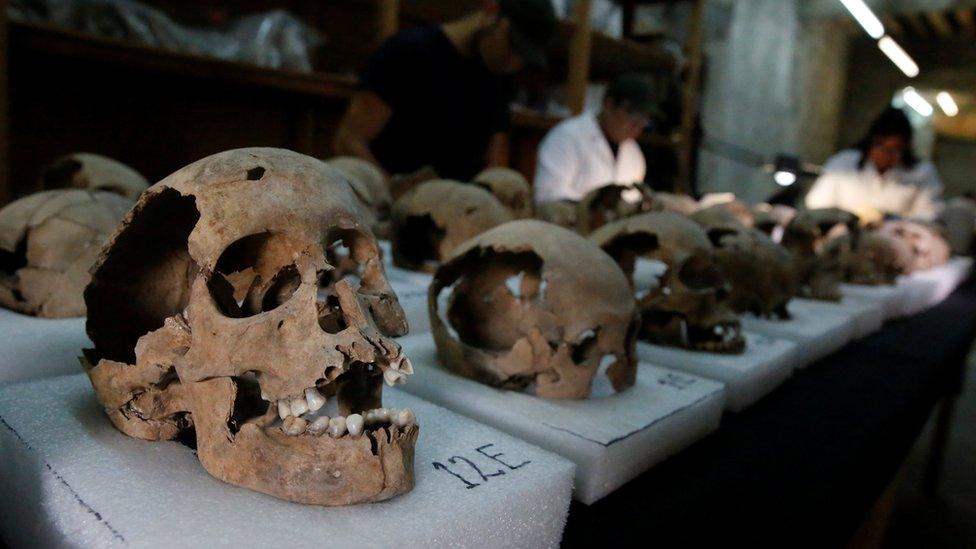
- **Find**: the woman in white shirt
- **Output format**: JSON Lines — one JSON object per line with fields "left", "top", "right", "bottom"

{"left": 806, "top": 108, "right": 943, "bottom": 221}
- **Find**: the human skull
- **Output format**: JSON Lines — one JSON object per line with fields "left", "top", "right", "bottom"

{"left": 325, "top": 156, "right": 393, "bottom": 239}
{"left": 576, "top": 183, "right": 657, "bottom": 234}
{"left": 591, "top": 212, "right": 745, "bottom": 354}
{"left": 651, "top": 192, "right": 699, "bottom": 216}
{"left": 0, "top": 189, "right": 132, "bottom": 317}
{"left": 391, "top": 179, "right": 513, "bottom": 273}
{"left": 429, "top": 220, "right": 639, "bottom": 399}
{"left": 473, "top": 167, "right": 533, "bottom": 219}
{"left": 752, "top": 203, "right": 796, "bottom": 243}
{"left": 691, "top": 207, "right": 797, "bottom": 319}
{"left": 82, "top": 148, "right": 417, "bottom": 506}
{"left": 878, "top": 220, "right": 951, "bottom": 273}
{"left": 822, "top": 232, "right": 909, "bottom": 285}
{"left": 781, "top": 208, "right": 858, "bottom": 301}
{"left": 41, "top": 152, "right": 149, "bottom": 200}
{"left": 535, "top": 200, "right": 578, "bottom": 230}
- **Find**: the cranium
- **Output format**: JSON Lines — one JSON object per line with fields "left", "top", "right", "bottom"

{"left": 752, "top": 203, "right": 796, "bottom": 243}
{"left": 0, "top": 189, "right": 132, "bottom": 317}
{"left": 325, "top": 156, "right": 393, "bottom": 239}
{"left": 429, "top": 220, "right": 638, "bottom": 399}
{"left": 651, "top": 192, "right": 700, "bottom": 216}
{"left": 391, "top": 179, "right": 513, "bottom": 273}
{"left": 781, "top": 208, "right": 858, "bottom": 301}
{"left": 878, "top": 220, "right": 951, "bottom": 273}
{"left": 473, "top": 167, "right": 533, "bottom": 219}
{"left": 41, "top": 152, "right": 149, "bottom": 200}
{"left": 822, "top": 232, "right": 909, "bottom": 285}
{"left": 535, "top": 200, "right": 579, "bottom": 230}
{"left": 576, "top": 183, "right": 657, "bottom": 234}
{"left": 591, "top": 212, "right": 745, "bottom": 354}
{"left": 82, "top": 148, "right": 417, "bottom": 506}
{"left": 691, "top": 207, "right": 797, "bottom": 319}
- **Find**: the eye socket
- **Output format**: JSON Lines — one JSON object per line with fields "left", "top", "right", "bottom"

{"left": 208, "top": 232, "right": 305, "bottom": 318}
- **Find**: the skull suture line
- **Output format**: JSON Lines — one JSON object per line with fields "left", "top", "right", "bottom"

{"left": 591, "top": 212, "right": 745, "bottom": 353}
{"left": 781, "top": 208, "right": 859, "bottom": 301}
{"left": 82, "top": 148, "right": 418, "bottom": 506}
{"left": 429, "top": 220, "right": 639, "bottom": 399}
{"left": 0, "top": 189, "right": 133, "bottom": 318}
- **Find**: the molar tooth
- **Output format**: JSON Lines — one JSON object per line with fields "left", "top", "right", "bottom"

{"left": 309, "top": 416, "right": 330, "bottom": 435}
{"left": 283, "top": 416, "right": 308, "bottom": 436}
{"left": 346, "top": 414, "right": 364, "bottom": 437}
{"left": 305, "top": 387, "right": 326, "bottom": 412}
{"left": 395, "top": 408, "right": 416, "bottom": 427}
{"left": 290, "top": 396, "right": 309, "bottom": 417}
{"left": 328, "top": 416, "right": 347, "bottom": 438}
{"left": 277, "top": 400, "right": 291, "bottom": 420}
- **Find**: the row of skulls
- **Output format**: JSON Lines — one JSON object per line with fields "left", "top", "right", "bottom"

{"left": 0, "top": 148, "right": 955, "bottom": 508}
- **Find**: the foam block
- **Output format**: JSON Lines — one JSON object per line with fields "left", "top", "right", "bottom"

{"left": 394, "top": 333, "right": 726, "bottom": 504}
{"left": 396, "top": 285, "right": 432, "bottom": 336}
{"left": 897, "top": 257, "right": 973, "bottom": 317}
{"left": 841, "top": 283, "right": 910, "bottom": 320}
{"left": 790, "top": 297, "right": 885, "bottom": 340}
{"left": 0, "top": 375, "right": 574, "bottom": 548}
{"left": 739, "top": 300, "right": 857, "bottom": 368}
{"left": 636, "top": 333, "right": 796, "bottom": 412}
{"left": 0, "top": 309, "right": 88, "bottom": 384}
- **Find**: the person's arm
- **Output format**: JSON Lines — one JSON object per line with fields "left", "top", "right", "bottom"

{"left": 534, "top": 131, "right": 580, "bottom": 203}
{"left": 804, "top": 172, "right": 839, "bottom": 209}
{"left": 485, "top": 132, "right": 510, "bottom": 168}
{"left": 333, "top": 91, "right": 392, "bottom": 171}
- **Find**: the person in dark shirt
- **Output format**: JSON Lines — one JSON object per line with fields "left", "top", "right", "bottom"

{"left": 333, "top": 0, "right": 556, "bottom": 181}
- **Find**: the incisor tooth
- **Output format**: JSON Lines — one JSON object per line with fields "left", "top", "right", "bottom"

{"left": 283, "top": 416, "right": 308, "bottom": 436}
{"left": 277, "top": 400, "right": 291, "bottom": 420}
{"left": 308, "top": 416, "right": 330, "bottom": 435}
{"left": 328, "top": 416, "right": 347, "bottom": 438}
{"left": 290, "top": 396, "right": 309, "bottom": 417}
{"left": 383, "top": 369, "right": 402, "bottom": 386}
{"left": 346, "top": 414, "right": 364, "bottom": 437}
{"left": 395, "top": 408, "right": 416, "bottom": 427}
{"left": 305, "top": 387, "right": 326, "bottom": 412}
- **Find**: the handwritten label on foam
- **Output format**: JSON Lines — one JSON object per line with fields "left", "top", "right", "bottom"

{"left": 432, "top": 443, "right": 532, "bottom": 489}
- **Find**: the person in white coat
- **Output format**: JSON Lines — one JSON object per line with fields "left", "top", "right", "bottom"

{"left": 806, "top": 107, "right": 943, "bottom": 221}
{"left": 534, "top": 74, "right": 654, "bottom": 203}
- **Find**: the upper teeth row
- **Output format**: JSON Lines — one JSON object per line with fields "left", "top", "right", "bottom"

{"left": 281, "top": 407, "right": 416, "bottom": 437}
{"left": 277, "top": 387, "right": 328, "bottom": 420}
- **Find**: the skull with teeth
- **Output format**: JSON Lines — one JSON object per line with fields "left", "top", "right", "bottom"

{"left": 591, "top": 212, "right": 746, "bottom": 354}
{"left": 41, "top": 152, "right": 149, "bottom": 200}
{"left": 429, "top": 220, "right": 639, "bottom": 398}
{"left": 473, "top": 167, "right": 534, "bottom": 219}
{"left": 781, "top": 208, "right": 859, "bottom": 301}
{"left": 576, "top": 182, "right": 657, "bottom": 234}
{"left": 0, "top": 189, "right": 133, "bottom": 318}
{"left": 877, "top": 220, "right": 951, "bottom": 273}
{"left": 691, "top": 207, "right": 798, "bottom": 319}
{"left": 391, "top": 179, "right": 513, "bottom": 273}
{"left": 82, "top": 148, "right": 418, "bottom": 506}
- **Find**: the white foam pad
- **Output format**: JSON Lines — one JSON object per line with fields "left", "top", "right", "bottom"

{"left": 841, "top": 283, "right": 911, "bottom": 320}
{"left": 0, "top": 375, "right": 574, "bottom": 548}
{"left": 395, "top": 333, "right": 726, "bottom": 504}
{"left": 739, "top": 300, "right": 857, "bottom": 368}
{"left": 791, "top": 297, "right": 885, "bottom": 340}
{"left": 0, "top": 309, "right": 88, "bottom": 384}
{"left": 896, "top": 257, "right": 973, "bottom": 317}
{"left": 636, "top": 333, "right": 796, "bottom": 412}
{"left": 395, "top": 286, "right": 432, "bottom": 336}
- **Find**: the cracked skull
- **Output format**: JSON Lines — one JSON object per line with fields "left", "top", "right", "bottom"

{"left": 429, "top": 220, "right": 639, "bottom": 399}
{"left": 41, "top": 152, "right": 149, "bottom": 200}
{"left": 391, "top": 179, "right": 513, "bottom": 273}
{"left": 591, "top": 212, "right": 745, "bottom": 354}
{"left": 691, "top": 206, "right": 798, "bottom": 319}
{"left": 473, "top": 167, "right": 533, "bottom": 219}
{"left": 82, "top": 148, "right": 418, "bottom": 506}
{"left": 576, "top": 182, "right": 657, "bottom": 234}
{"left": 781, "top": 208, "right": 859, "bottom": 301}
{"left": 878, "top": 220, "right": 951, "bottom": 273}
{"left": 0, "top": 189, "right": 133, "bottom": 317}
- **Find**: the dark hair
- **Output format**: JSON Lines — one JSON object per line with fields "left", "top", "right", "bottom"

{"left": 856, "top": 107, "right": 918, "bottom": 169}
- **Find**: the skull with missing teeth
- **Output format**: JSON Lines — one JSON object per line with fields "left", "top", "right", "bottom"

{"left": 781, "top": 208, "right": 858, "bottom": 301}
{"left": 429, "top": 220, "right": 639, "bottom": 398}
{"left": 591, "top": 212, "right": 745, "bottom": 353}
{"left": 82, "top": 148, "right": 418, "bottom": 506}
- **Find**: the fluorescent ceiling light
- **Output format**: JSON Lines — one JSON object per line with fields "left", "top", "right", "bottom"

{"left": 936, "top": 91, "right": 959, "bottom": 117}
{"left": 878, "top": 36, "right": 920, "bottom": 77}
{"left": 838, "top": 0, "right": 885, "bottom": 39}
{"left": 774, "top": 171, "right": 797, "bottom": 187}
{"left": 902, "top": 87, "right": 933, "bottom": 117}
